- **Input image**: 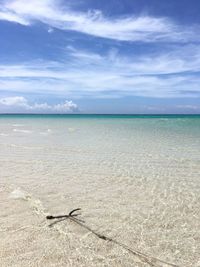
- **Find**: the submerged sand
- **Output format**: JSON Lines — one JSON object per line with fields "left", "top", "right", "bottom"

{"left": 1, "top": 116, "right": 200, "bottom": 266}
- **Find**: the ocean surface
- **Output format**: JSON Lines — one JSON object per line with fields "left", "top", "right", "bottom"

{"left": 0, "top": 115, "right": 200, "bottom": 267}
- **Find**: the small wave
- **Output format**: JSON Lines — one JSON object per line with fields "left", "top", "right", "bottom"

{"left": 13, "top": 129, "right": 32, "bottom": 133}
{"left": 9, "top": 188, "right": 47, "bottom": 215}
{"left": 40, "top": 129, "right": 52, "bottom": 135}
{"left": 157, "top": 118, "right": 169, "bottom": 121}
{"left": 8, "top": 144, "right": 42, "bottom": 150}
{"left": 0, "top": 133, "right": 9, "bottom": 136}
{"left": 10, "top": 144, "right": 20, "bottom": 147}
{"left": 9, "top": 188, "right": 31, "bottom": 201}
{"left": 12, "top": 124, "right": 24, "bottom": 127}
{"left": 68, "top": 127, "right": 76, "bottom": 132}
{"left": 7, "top": 187, "right": 71, "bottom": 239}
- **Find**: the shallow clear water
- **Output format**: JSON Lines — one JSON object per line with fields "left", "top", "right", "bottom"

{"left": 0, "top": 115, "right": 200, "bottom": 266}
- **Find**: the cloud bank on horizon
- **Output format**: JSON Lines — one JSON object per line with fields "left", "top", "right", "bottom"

{"left": 0, "top": 96, "right": 78, "bottom": 113}
{"left": 0, "top": 0, "right": 200, "bottom": 113}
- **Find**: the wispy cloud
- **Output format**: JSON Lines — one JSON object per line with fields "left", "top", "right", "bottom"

{"left": 0, "top": 0, "right": 199, "bottom": 42}
{"left": 0, "top": 44, "right": 200, "bottom": 98}
{"left": 0, "top": 8, "right": 29, "bottom": 25}
{"left": 176, "top": 104, "right": 200, "bottom": 111}
{"left": 0, "top": 96, "right": 79, "bottom": 113}
{"left": 65, "top": 44, "right": 200, "bottom": 75}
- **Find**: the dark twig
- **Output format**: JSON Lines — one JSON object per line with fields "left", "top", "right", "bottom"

{"left": 69, "top": 208, "right": 81, "bottom": 216}
{"left": 46, "top": 209, "right": 180, "bottom": 267}
{"left": 46, "top": 208, "right": 81, "bottom": 220}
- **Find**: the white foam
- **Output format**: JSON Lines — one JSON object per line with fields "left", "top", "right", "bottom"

{"left": 9, "top": 188, "right": 31, "bottom": 201}
{"left": 0, "top": 133, "right": 9, "bottom": 136}
{"left": 12, "top": 124, "right": 24, "bottom": 127}
{"left": 10, "top": 144, "right": 19, "bottom": 147}
{"left": 40, "top": 129, "right": 52, "bottom": 135}
{"left": 8, "top": 188, "right": 46, "bottom": 214}
{"left": 68, "top": 127, "right": 76, "bottom": 132}
{"left": 13, "top": 129, "right": 32, "bottom": 134}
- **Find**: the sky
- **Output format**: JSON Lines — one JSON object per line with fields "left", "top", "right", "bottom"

{"left": 0, "top": 0, "right": 200, "bottom": 114}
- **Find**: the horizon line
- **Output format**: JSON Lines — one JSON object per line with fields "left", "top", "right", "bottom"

{"left": 0, "top": 113, "right": 200, "bottom": 116}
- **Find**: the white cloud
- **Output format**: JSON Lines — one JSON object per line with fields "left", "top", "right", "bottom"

{"left": 0, "top": 45, "right": 200, "bottom": 98}
{"left": 1, "top": 44, "right": 200, "bottom": 77}
{"left": 64, "top": 44, "right": 200, "bottom": 75}
{"left": 176, "top": 105, "right": 200, "bottom": 110}
{"left": 0, "top": 96, "right": 27, "bottom": 106}
{"left": 0, "top": 68, "right": 199, "bottom": 99}
{"left": 0, "top": 9, "right": 29, "bottom": 25}
{"left": 0, "top": 96, "right": 79, "bottom": 113}
{"left": 47, "top": 27, "right": 54, "bottom": 33}
{"left": 0, "top": 0, "right": 199, "bottom": 42}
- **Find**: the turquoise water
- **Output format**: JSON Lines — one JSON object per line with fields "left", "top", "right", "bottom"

{"left": 0, "top": 114, "right": 200, "bottom": 266}
{"left": 0, "top": 113, "right": 200, "bottom": 118}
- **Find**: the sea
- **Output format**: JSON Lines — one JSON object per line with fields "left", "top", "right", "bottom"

{"left": 0, "top": 114, "right": 200, "bottom": 267}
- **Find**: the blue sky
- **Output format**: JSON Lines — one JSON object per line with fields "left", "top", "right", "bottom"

{"left": 0, "top": 0, "right": 200, "bottom": 114}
